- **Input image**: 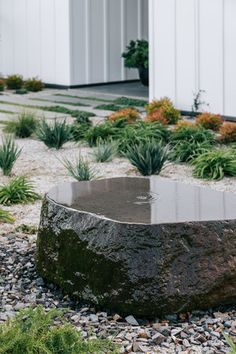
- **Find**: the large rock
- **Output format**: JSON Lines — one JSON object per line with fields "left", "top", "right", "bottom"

{"left": 36, "top": 177, "right": 236, "bottom": 317}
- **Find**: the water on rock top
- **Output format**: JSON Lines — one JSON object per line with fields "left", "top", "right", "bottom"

{"left": 47, "top": 177, "right": 236, "bottom": 224}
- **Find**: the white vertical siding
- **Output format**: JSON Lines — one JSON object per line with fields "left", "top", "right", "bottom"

{"left": 149, "top": 0, "right": 236, "bottom": 117}
{"left": 0, "top": 0, "right": 71, "bottom": 86}
{"left": 70, "top": 0, "right": 149, "bottom": 85}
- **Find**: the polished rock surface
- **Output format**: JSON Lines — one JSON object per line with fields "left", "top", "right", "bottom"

{"left": 36, "top": 177, "right": 236, "bottom": 317}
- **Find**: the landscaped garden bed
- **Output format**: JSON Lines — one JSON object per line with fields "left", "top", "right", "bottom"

{"left": 0, "top": 87, "right": 236, "bottom": 353}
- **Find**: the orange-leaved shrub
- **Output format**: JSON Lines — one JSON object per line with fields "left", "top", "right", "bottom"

{"left": 219, "top": 122, "right": 236, "bottom": 143}
{"left": 145, "top": 108, "right": 168, "bottom": 125}
{"left": 196, "top": 112, "right": 223, "bottom": 131}
{"left": 0, "top": 79, "right": 5, "bottom": 92}
{"left": 108, "top": 108, "right": 140, "bottom": 124}
{"left": 145, "top": 97, "right": 181, "bottom": 124}
{"left": 174, "top": 120, "right": 196, "bottom": 131}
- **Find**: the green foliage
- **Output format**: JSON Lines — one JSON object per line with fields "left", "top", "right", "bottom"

{"left": 0, "top": 136, "right": 21, "bottom": 176}
{"left": 170, "top": 141, "right": 212, "bottom": 163}
{"left": 15, "top": 224, "right": 38, "bottom": 234}
{"left": 71, "top": 110, "right": 95, "bottom": 124}
{"left": 114, "top": 96, "right": 148, "bottom": 107}
{"left": 37, "top": 120, "right": 72, "bottom": 149}
{"left": 4, "top": 111, "right": 38, "bottom": 138}
{"left": 95, "top": 104, "right": 123, "bottom": 112}
{"left": 62, "top": 156, "right": 97, "bottom": 181}
{"left": 0, "top": 79, "right": 5, "bottom": 92}
{"left": 24, "top": 77, "right": 44, "bottom": 92}
{"left": 0, "top": 177, "right": 40, "bottom": 205}
{"left": 5, "top": 75, "right": 24, "bottom": 90}
{"left": 40, "top": 106, "right": 96, "bottom": 121}
{"left": 117, "top": 121, "right": 169, "bottom": 154}
{"left": 122, "top": 39, "right": 149, "bottom": 69}
{"left": 0, "top": 209, "right": 14, "bottom": 223}
{"left": 0, "top": 306, "right": 118, "bottom": 354}
{"left": 92, "top": 139, "right": 117, "bottom": 163}
{"left": 15, "top": 88, "right": 28, "bottom": 95}
{"left": 126, "top": 140, "right": 169, "bottom": 176}
{"left": 224, "top": 334, "right": 236, "bottom": 354}
{"left": 70, "top": 122, "right": 91, "bottom": 142}
{"left": 171, "top": 126, "right": 216, "bottom": 145}
{"left": 191, "top": 149, "right": 236, "bottom": 180}
{"left": 85, "top": 122, "right": 119, "bottom": 147}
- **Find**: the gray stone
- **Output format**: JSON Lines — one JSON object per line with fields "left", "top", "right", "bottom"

{"left": 36, "top": 177, "right": 236, "bottom": 317}
{"left": 125, "top": 315, "right": 139, "bottom": 326}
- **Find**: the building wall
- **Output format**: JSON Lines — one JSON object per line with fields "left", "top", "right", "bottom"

{"left": 0, "top": 0, "right": 71, "bottom": 86}
{"left": 70, "top": 0, "right": 149, "bottom": 85}
{"left": 149, "top": 0, "right": 236, "bottom": 117}
{"left": 0, "top": 0, "right": 148, "bottom": 86}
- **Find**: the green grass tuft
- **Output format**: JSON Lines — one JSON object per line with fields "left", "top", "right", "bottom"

{"left": 0, "top": 177, "right": 41, "bottom": 205}
{"left": 0, "top": 208, "right": 14, "bottom": 223}
{"left": 126, "top": 140, "right": 169, "bottom": 176}
{"left": 0, "top": 306, "right": 118, "bottom": 354}
{"left": 114, "top": 96, "right": 148, "bottom": 107}
{"left": 3, "top": 111, "right": 38, "bottom": 138}
{"left": 37, "top": 119, "right": 72, "bottom": 149}
{"left": 92, "top": 139, "right": 117, "bottom": 163}
{"left": 62, "top": 156, "right": 97, "bottom": 181}
{"left": 170, "top": 140, "right": 212, "bottom": 163}
{"left": 0, "top": 136, "right": 21, "bottom": 176}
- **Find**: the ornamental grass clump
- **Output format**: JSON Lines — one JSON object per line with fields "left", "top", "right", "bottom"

{"left": 92, "top": 139, "right": 117, "bottom": 163}
{"left": 219, "top": 122, "right": 236, "bottom": 143}
{"left": 70, "top": 122, "right": 91, "bottom": 142}
{"left": 37, "top": 119, "right": 72, "bottom": 149}
{"left": 108, "top": 108, "right": 140, "bottom": 124}
{"left": 0, "top": 209, "right": 14, "bottom": 223}
{"left": 146, "top": 97, "right": 181, "bottom": 125}
{"left": 4, "top": 111, "right": 38, "bottom": 138}
{"left": 126, "top": 139, "right": 169, "bottom": 176}
{"left": 0, "top": 306, "right": 118, "bottom": 354}
{"left": 117, "top": 121, "right": 169, "bottom": 154}
{"left": 85, "top": 122, "right": 119, "bottom": 147}
{"left": 171, "top": 125, "right": 216, "bottom": 145}
{"left": 0, "top": 177, "right": 41, "bottom": 205}
{"left": 191, "top": 149, "right": 236, "bottom": 180}
{"left": 0, "top": 136, "right": 21, "bottom": 176}
{"left": 170, "top": 140, "right": 212, "bottom": 163}
{"left": 5, "top": 74, "right": 24, "bottom": 90}
{"left": 196, "top": 112, "right": 223, "bottom": 131}
{"left": 62, "top": 156, "right": 97, "bottom": 181}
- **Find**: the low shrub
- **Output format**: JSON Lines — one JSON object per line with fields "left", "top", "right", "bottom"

{"left": 15, "top": 224, "right": 38, "bottom": 234}
{"left": 24, "top": 77, "right": 44, "bottom": 92}
{"left": 92, "top": 139, "right": 117, "bottom": 163}
{"left": 85, "top": 122, "right": 119, "bottom": 147}
{"left": 146, "top": 97, "right": 181, "bottom": 124}
{"left": 0, "top": 136, "right": 21, "bottom": 176}
{"left": 72, "top": 110, "right": 95, "bottom": 124}
{"left": 108, "top": 108, "right": 140, "bottom": 124}
{"left": 5, "top": 75, "right": 24, "bottom": 90}
{"left": 15, "top": 88, "right": 28, "bottom": 95}
{"left": 95, "top": 104, "right": 123, "bottom": 111}
{"left": 4, "top": 111, "right": 38, "bottom": 138}
{"left": 62, "top": 156, "right": 97, "bottom": 181}
{"left": 0, "top": 79, "right": 5, "bottom": 92}
{"left": 171, "top": 125, "right": 215, "bottom": 145}
{"left": 70, "top": 122, "right": 91, "bottom": 142}
{"left": 0, "top": 306, "right": 118, "bottom": 354}
{"left": 219, "top": 122, "right": 236, "bottom": 143}
{"left": 117, "top": 121, "right": 169, "bottom": 154}
{"left": 126, "top": 140, "right": 169, "bottom": 176}
{"left": 37, "top": 120, "right": 72, "bottom": 149}
{"left": 0, "top": 176, "right": 40, "bottom": 205}
{"left": 0, "top": 209, "right": 14, "bottom": 223}
{"left": 114, "top": 96, "right": 147, "bottom": 107}
{"left": 145, "top": 108, "right": 168, "bottom": 125}
{"left": 175, "top": 120, "right": 196, "bottom": 130}
{"left": 196, "top": 112, "right": 223, "bottom": 131}
{"left": 191, "top": 149, "right": 236, "bottom": 180}
{"left": 170, "top": 140, "right": 212, "bottom": 163}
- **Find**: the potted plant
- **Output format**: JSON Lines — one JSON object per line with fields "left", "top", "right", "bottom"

{"left": 122, "top": 39, "right": 149, "bottom": 86}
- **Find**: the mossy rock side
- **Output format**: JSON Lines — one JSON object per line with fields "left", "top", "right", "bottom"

{"left": 36, "top": 196, "right": 236, "bottom": 317}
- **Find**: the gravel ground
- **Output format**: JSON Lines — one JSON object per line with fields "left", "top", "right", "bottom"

{"left": 0, "top": 90, "right": 236, "bottom": 353}
{"left": 0, "top": 233, "right": 235, "bottom": 354}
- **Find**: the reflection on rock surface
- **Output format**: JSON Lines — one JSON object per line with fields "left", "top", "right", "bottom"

{"left": 37, "top": 177, "right": 236, "bottom": 317}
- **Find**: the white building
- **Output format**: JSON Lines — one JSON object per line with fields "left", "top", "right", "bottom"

{"left": 0, "top": 0, "right": 236, "bottom": 117}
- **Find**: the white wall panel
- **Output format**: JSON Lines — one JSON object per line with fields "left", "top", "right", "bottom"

{"left": 150, "top": 0, "right": 236, "bottom": 117}
{"left": 70, "top": 0, "right": 149, "bottom": 85}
